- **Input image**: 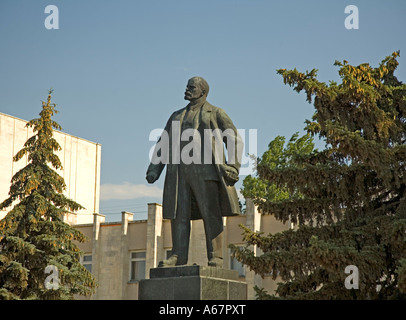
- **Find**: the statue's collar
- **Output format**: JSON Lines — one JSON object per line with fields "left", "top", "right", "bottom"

{"left": 187, "top": 97, "right": 207, "bottom": 111}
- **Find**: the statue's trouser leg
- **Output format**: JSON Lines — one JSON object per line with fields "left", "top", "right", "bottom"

{"left": 170, "top": 220, "right": 190, "bottom": 265}
{"left": 172, "top": 165, "right": 223, "bottom": 265}
{"left": 171, "top": 171, "right": 191, "bottom": 265}
{"left": 190, "top": 180, "right": 224, "bottom": 263}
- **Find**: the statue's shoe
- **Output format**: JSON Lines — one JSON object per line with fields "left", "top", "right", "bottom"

{"left": 158, "top": 254, "right": 178, "bottom": 267}
{"left": 208, "top": 257, "right": 223, "bottom": 268}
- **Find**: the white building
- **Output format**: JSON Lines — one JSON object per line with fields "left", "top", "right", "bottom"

{"left": 0, "top": 112, "right": 101, "bottom": 224}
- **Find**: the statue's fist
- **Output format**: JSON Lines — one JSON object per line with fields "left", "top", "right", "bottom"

{"left": 146, "top": 172, "right": 159, "bottom": 184}
{"left": 220, "top": 164, "right": 239, "bottom": 186}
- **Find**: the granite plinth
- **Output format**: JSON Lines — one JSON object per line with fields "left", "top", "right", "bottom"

{"left": 138, "top": 265, "right": 247, "bottom": 300}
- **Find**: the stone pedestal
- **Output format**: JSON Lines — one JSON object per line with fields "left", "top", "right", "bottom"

{"left": 138, "top": 265, "right": 247, "bottom": 300}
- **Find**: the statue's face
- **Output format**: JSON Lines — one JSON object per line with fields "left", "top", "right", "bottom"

{"left": 184, "top": 79, "right": 204, "bottom": 101}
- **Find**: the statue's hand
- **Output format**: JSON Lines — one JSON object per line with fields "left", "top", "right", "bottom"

{"left": 146, "top": 172, "right": 159, "bottom": 184}
{"left": 220, "top": 164, "right": 239, "bottom": 186}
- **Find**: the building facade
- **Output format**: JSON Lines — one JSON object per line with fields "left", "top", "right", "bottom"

{"left": 0, "top": 112, "right": 101, "bottom": 223}
{"left": 74, "top": 200, "right": 290, "bottom": 300}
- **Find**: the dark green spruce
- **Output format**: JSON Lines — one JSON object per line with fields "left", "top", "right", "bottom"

{"left": 232, "top": 52, "right": 406, "bottom": 300}
{"left": 0, "top": 90, "right": 97, "bottom": 299}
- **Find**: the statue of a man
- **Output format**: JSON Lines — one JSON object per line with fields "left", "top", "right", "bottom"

{"left": 146, "top": 76, "right": 242, "bottom": 268}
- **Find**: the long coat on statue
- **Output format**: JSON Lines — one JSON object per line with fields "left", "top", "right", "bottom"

{"left": 146, "top": 101, "right": 243, "bottom": 220}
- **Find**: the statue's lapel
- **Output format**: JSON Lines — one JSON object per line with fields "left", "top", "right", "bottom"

{"left": 200, "top": 102, "right": 213, "bottom": 129}
{"left": 173, "top": 107, "right": 187, "bottom": 124}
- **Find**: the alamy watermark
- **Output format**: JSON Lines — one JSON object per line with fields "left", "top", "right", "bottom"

{"left": 44, "top": 264, "right": 59, "bottom": 290}
{"left": 44, "top": 5, "right": 59, "bottom": 30}
{"left": 344, "top": 5, "right": 359, "bottom": 30}
{"left": 344, "top": 265, "right": 359, "bottom": 290}
{"left": 44, "top": 5, "right": 359, "bottom": 31}
{"left": 148, "top": 122, "right": 257, "bottom": 176}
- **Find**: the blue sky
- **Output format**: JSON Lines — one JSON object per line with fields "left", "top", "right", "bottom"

{"left": 1, "top": 0, "right": 405, "bottom": 221}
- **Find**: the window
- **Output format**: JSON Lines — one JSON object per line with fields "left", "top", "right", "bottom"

{"left": 230, "top": 248, "right": 245, "bottom": 277}
{"left": 81, "top": 254, "right": 92, "bottom": 273}
{"left": 130, "top": 251, "right": 146, "bottom": 281}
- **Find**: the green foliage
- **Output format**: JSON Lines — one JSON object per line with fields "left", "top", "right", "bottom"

{"left": 0, "top": 90, "right": 97, "bottom": 300}
{"left": 233, "top": 52, "right": 406, "bottom": 299}
{"left": 241, "top": 132, "right": 315, "bottom": 223}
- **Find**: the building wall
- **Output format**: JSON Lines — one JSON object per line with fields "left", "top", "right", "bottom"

{"left": 75, "top": 200, "right": 290, "bottom": 300}
{"left": 0, "top": 112, "right": 101, "bottom": 223}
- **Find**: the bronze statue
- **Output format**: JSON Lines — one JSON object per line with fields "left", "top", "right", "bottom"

{"left": 146, "top": 76, "right": 243, "bottom": 268}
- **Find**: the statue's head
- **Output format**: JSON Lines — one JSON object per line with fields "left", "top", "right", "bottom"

{"left": 184, "top": 76, "right": 209, "bottom": 102}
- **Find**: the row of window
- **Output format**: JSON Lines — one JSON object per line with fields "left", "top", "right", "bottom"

{"left": 80, "top": 249, "right": 246, "bottom": 281}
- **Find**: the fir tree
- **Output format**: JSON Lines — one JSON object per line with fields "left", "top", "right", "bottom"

{"left": 0, "top": 90, "right": 97, "bottom": 300}
{"left": 241, "top": 132, "right": 315, "bottom": 206}
{"left": 232, "top": 52, "right": 406, "bottom": 299}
